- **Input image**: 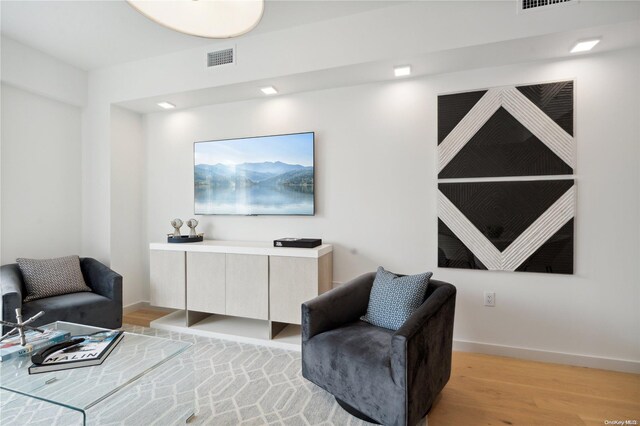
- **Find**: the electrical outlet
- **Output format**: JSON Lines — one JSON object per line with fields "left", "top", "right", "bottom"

{"left": 484, "top": 292, "right": 495, "bottom": 307}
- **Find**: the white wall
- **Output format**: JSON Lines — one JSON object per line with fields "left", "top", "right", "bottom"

{"left": 144, "top": 48, "right": 639, "bottom": 369}
{"left": 1, "top": 37, "right": 87, "bottom": 107}
{"left": 0, "top": 37, "right": 87, "bottom": 265}
{"left": 1, "top": 84, "right": 83, "bottom": 263}
{"left": 110, "top": 106, "right": 147, "bottom": 305}
{"left": 84, "top": 1, "right": 640, "bottom": 277}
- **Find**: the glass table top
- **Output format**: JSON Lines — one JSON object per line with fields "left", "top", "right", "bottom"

{"left": 0, "top": 322, "right": 191, "bottom": 412}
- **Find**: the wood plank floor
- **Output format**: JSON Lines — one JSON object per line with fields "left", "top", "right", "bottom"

{"left": 430, "top": 352, "right": 639, "bottom": 426}
{"left": 123, "top": 309, "right": 640, "bottom": 425}
{"left": 123, "top": 308, "right": 168, "bottom": 327}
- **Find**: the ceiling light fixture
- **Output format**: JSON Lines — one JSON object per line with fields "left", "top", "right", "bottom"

{"left": 157, "top": 101, "right": 176, "bottom": 109}
{"left": 126, "top": 0, "right": 264, "bottom": 39}
{"left": 261, "top": 86, "right": 278, "bottom": 95}
{"left": 570, "top": 38, "right": 601, "bottom": 53}
{"left": 394, "top": 65, "right": 411, "bottom": 77}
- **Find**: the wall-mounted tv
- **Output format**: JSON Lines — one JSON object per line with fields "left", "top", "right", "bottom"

{"left": 194, "top": 132, "right": 314, "bottom": 215}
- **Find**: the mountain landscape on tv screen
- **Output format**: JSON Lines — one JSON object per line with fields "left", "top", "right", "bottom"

{"left": 195, "top": 161, "right": 313, "bottom": 192}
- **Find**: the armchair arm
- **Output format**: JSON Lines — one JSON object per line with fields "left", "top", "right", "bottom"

{"left": 390, "top": 280, "right": 456, "bottom": 421}
{"left": 80, "top": 258, "right": 122, "bottom": 303}
{"left": 1, "top": 264, "right": 24, "bottom": 331}
{"left": 302, "top": 272, "right": 375, "bottom": 341}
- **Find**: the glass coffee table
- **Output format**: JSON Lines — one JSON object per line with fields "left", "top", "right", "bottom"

{"left": 0, "top": 322, "right": 194, "bottom": 425}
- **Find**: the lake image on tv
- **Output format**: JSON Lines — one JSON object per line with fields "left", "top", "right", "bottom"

{"left": 194, "top": 133, "right": 314, "bottom": 215}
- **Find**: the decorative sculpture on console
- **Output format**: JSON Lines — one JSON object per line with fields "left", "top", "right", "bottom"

{"left": 186, "top": 219, "right": 199, "bottom": 237}
{"left": 167, "top": 218, "right": 203, "bottom": 243}
{"left": 170, "top": 218, "right": 183, "bottom": 237}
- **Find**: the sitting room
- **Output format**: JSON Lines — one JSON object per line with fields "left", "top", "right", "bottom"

{"left": 0, "top": 1, "right": 638, "bottom": 425}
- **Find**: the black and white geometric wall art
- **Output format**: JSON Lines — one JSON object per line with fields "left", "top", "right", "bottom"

{"left": 438, "top": 81, "right": 574, "bottom": 178}
{"left": 437, "top": 80, "right": 576, "bottom": 274}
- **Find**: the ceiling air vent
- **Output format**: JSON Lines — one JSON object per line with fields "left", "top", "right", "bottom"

{"left": 520, "top": 0, "right": 576, "bottom": 11}
{"left": 207, "top": 48, "right": 234, "bottom": 68}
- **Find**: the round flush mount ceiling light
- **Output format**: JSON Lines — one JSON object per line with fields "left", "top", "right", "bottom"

{"left": 126, "top": 0, "right": 264, "bottom": 39}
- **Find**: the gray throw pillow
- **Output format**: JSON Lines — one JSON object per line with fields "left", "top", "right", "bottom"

{"left": 17, "top": 256, "right": 91, "bottom": 302}
{"left": 361, "top": 266, "right": 432, "bottom": 331}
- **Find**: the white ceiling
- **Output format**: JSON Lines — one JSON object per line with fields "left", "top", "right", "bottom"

{"left": 0, "top": 0, "right": 397, "bottom": 70}
{"left": 117, "top": 20, "right": 640, "bottom": 114}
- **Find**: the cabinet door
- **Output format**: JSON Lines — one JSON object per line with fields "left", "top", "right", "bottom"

{"left": 269, "top": 256, "right": 318, "bottom": 324}
{"left": 225, "top": 254, "right": 268, "bottom": 320}
{"left": 187, "top": 252, "right": 225, "bottom": 314}
{"left": 150, "top": 250, "right": 185, "bottom": 309}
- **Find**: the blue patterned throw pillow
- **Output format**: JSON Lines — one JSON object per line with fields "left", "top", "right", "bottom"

{"left": 361, "top": 266, "right": 433, "bottom": 331}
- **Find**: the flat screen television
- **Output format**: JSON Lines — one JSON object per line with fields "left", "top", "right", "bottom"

{"left": 194, "top": 132, "right": 315, "bottom": 215}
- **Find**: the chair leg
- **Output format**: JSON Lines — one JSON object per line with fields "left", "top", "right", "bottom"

{"left": 335, "top": 397, "right": 381, "bottom": 424}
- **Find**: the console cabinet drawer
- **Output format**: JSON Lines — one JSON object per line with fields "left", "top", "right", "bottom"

{"left": 150, "top": 250, "right": 185, "bottom": 309}
{"left": 225, "top": 254, "right": 268, "bottom": 320}
{"left": 269, "top": 253, "right": 332, "bottom": 324}
{"left": 270, "top": 256, "right": 317, "bottom": 324}
{"left": 187, "top": 252, "right": 226, "bottom": 314}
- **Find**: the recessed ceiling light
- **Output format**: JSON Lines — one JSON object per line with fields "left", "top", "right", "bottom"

{"left": 157, "top": 101, "right": 176, "bottom": 109}
{"left": 570, "top": 39, "right": 601, "bottom": 53}
{"left": 394, "top": 65, "right": 411, "bottom": 77}
{"left": 261, "top": 86, "right": 278, "bottom": 95}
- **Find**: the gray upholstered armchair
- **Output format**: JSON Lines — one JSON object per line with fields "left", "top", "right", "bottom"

{"left": 1, "top": 258, "right": 122, "bottom": 333}
{"left": 302, "top": 272, "right": 456, "bottom": 426}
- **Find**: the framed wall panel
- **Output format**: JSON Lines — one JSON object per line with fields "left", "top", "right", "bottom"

{"left": 438, "top": 81, "right": 574, "bottom": 179}
{"left": 437, "top": 80, "right": 576, "bottom": 274}
{"left": 437, "top": 180, "right": 575, "bottom": 274}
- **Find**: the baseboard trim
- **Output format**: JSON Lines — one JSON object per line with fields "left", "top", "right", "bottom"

{"left": 123, "top": 301, "right": 174, "bottom": 314}
{"left": 453, "top": 339, "right": 640, "bottom": 374}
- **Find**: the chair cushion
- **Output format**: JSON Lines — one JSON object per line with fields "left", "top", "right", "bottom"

{"left": 22, "top": 292, "right": 119, "bottom": 329}
{"left": 17, "top": 256, "right": 91, "bottom": 302}
{"left": 361, "top": 266, "right": 432, "bottom": 330}
{"left": 302, "top": 321, "right": 405, "bottom": 425}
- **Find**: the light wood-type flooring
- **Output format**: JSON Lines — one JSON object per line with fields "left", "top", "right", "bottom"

{"left": 124, "top": 309, "right": 640, "bottom": 426}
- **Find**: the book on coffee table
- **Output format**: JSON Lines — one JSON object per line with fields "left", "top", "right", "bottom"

{"left": 0, "top": 329, "right": 71, "bottom": 362}
{"left": 28, "top": 330, "right": 124, "bottom": 374}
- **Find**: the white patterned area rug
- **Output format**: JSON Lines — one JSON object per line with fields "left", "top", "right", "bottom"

{"left": 1, "top": 324, "right": 421, "bottom": 426}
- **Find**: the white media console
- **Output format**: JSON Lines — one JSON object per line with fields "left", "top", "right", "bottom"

{"left": 148, "top": 240, "right": 333, "bottom": 349}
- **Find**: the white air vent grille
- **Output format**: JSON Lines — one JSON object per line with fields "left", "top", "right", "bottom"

{"left": 207, "top": 48, "right": 234, "bottom": 67}
{"left": 521, "top": 0, "right": 574, "bottom": 10}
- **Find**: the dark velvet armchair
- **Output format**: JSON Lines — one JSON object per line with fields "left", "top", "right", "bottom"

{"left": 1, "top": 258, "right": 123, "bottom": 333}
{"left": 302, "top": 272, "right": 456, "bottom": 426}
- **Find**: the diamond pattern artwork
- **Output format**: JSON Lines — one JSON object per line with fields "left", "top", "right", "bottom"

{"left": 438, "top": 181, "right": 575, "bottom": 274}
{"left": 437, "top": 80, "right": 576, "bottom": 274}
{"left": 0, "top": 325, "right": 383, "bottom": 426}
{"left": 439, "top": 107, "right": 573, "bottom": 178}
{"left": 438, "top": 82, "right": 574, "bottom": 178}
{"left": 439, "top": 180, "right": 574, "bottom": 252}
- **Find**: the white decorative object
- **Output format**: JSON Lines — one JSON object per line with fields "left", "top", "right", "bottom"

{"left": 170, "top": 218, "right": 183, "bottom": 237}
{"left": 186, "top": 219, "right": 199, "bottom": 238}
{"left": 126, "top": 0, "right": 264, "bottom": 39}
